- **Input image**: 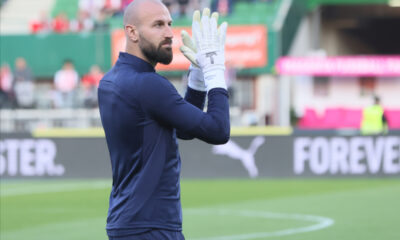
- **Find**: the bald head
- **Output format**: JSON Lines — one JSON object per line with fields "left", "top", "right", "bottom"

{"left": 123, "top": 0, "right": 164, "bottom": 26}
{"left": 122, "top": 0, "right": 173, "bottom": 66}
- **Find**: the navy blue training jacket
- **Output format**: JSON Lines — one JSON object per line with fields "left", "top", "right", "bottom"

{"left": 98, "top": 52, "right": 230, "bottom": 237}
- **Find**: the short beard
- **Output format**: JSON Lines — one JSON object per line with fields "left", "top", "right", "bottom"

{"left": 139, "top": 35, "right": 173, "bottom": 65}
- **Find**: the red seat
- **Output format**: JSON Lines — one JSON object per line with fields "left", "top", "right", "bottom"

{"left": 321, "top": 108, "right": 344, "bottom": 129}
{"left": 298, "top": 108, "right": 324, "bottom": 129}
{"left": 385, "top": 109, "right": 400, "bottom": 129}
{"left": 342, "top": 108, "right": 362, "bottom": 129}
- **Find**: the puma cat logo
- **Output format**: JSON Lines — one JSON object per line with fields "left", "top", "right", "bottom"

{"left": 212, "top": 136, "right": 266, "bottom": 178}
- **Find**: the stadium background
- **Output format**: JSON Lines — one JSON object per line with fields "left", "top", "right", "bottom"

{"left": 1, "top": 0, "right": 400, "bottom": 239}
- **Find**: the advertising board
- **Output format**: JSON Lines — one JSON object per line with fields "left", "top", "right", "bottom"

{"left": 1, "top": 132, "right": 399, "bottom": 179}
{"left": 111, "top": 25, "right": 267, "bottom": 70}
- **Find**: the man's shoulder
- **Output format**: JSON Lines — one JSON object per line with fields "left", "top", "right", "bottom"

{"left": 99, "top": 67, "right": 171, "bottom": 99}
{"left": 106, "top": 64, "right": 163, "bottom": 81}
{"left": 54, "top": 69, "right": 63, "bottom": 77}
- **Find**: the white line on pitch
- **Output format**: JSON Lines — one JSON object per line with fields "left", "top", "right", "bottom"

{"left": 185, "top": 208, "right": 334, "bottom": 240}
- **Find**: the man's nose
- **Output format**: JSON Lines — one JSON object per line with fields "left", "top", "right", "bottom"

{"left": 164, "top": 25, "right": 173, "bottom": 39}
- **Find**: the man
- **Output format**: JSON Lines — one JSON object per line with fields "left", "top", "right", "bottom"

{"left": 81, "top": 64, "right": 104, "bottom": 107}
{"left": 13, "top": 57, "right": 35, "bottom": 108}
{"left": 53, "top": 60, "right": 79, "bottom": 108}
{"left": 361, "top": 95, "right": 387, "bottom": 135}
{"left": 98, "top": 0, "right": 230, "bottom": 239}
{"left": 0, "top": 63, "right": 14, "bottom": 108}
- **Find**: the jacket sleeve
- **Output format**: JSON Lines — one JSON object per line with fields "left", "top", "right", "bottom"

{"left": 177, "top": 87, "right": 206, "bottom": 140}
{"left": 138, "top": 74, "right": 230, "bottom": 145}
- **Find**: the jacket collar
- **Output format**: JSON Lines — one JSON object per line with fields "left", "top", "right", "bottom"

{"left": 117, "top": 52, "right": 155, "bottom": 73}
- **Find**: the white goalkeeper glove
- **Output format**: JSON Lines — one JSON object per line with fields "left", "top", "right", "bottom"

{"left": 186, "top": 65, "right": 206, "bottom": 91}
{"left": 181, "top": 8, "right": 228, "bottom": 92}
{"left": 180, "top": 29, "right": 206, "bottom": 91}
{"left": 180, "top": 28, "right": 199, "bottom": 68}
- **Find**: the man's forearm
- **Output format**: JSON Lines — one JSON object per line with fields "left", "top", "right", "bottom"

{"left": 180, "top": 88, "right": 230, "bottom": 144}
{"left": 177, "top": 87, "right": 207, "bottom": 140}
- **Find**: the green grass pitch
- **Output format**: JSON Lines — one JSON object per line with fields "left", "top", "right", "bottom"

{"left": 1, "top": 179, "right": 400, "bottom": 240}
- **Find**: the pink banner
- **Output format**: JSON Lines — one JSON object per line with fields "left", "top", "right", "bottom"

{"left": 276, "top": 56, "right": 400, "bottom": 76}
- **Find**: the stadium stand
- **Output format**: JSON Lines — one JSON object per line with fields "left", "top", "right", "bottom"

{"left": 342, "top": 108, "right": 363, "bottom": 129}
{"left": 321, "top": 108, "right": 345, "bottom": 129}
{"left": 1, "top": 0, "right": 399, "bottom": 132}
{"left": 0, "top": 0, "right": 55, "bottom": 34}
{"left": 297, "top": 107, "right": 400, "bottom": 130}
{"left": 297, "top": 108, "right": 323, "bottom": 129}
{"left": 106, "top": 0, "right": 281, "bottom": 29}
{"left": 385, "top": 109, "right": 400, "bottom": 129}
{"left": 51, "top": 0, "right": 79, "bottom": 19}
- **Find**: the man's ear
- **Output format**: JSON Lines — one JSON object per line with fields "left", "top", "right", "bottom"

{"left": 125, "top": 24, "right": 138, "bottom": 42}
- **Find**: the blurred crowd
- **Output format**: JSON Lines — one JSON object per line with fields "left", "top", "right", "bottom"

{"left": 29, "top": 0, "right": 275, "bottom": 34}
{"left": 0, "top": 58, "right": 103, "bottom": 109}
{"left": 1, "top": 0, "right": 273, "bottom": 110}
{"left": 0, "top": 57, "right": 239, "bottom": 110}
{"left": 30, "top": 0, "right": 134, "bottom": 34}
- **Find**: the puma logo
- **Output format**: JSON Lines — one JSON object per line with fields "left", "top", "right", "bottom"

{"left": 212, "top": 136, "right": 266, "bottom": 178}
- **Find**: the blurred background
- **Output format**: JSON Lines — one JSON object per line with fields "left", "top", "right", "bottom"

{"left": 1, "top": 0, "right": 399, "bottom": 130}
{"left": 1, "top": 0, "right": 400, "bottom": 240}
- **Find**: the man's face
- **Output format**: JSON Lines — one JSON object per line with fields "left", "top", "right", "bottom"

{"left": 63, "top": 62, "right": 73, "bottom": 70}
{"left": 137, "top": 3, "right": 173, "bottom": 65}
{"left": 139, "top": 30, "right": 173, "bottom": 65}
